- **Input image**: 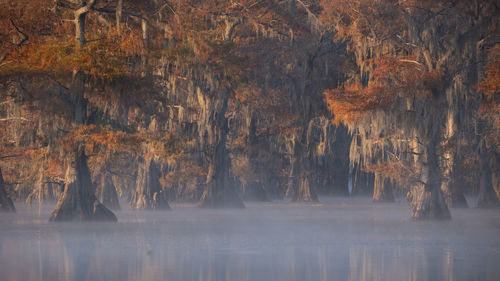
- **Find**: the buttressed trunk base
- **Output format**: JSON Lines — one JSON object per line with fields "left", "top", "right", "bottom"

{"left": 49, "top": 149, "right": 117, "bottom": 222}
{"left": 130, "top": 158, "right": 170, "bottom": 210}
{"left": 373, "top": 174, "right": 395, "bottom": 203}
{"left": 0, "top": 168, "right": 15, "bottom": 212}
{"left": 409, "top": 185, "right": 451, "bottom": 220}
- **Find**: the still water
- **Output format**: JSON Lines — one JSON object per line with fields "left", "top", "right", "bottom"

{"left": 0, "top": 197, "right": 499, "bottom": 281}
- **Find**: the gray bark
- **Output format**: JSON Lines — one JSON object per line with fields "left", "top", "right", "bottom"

{"left": 74, "top": 0, "right": 97, "bottom": 46}
{"left": 116, "top": 0, "right": 123, "bottom": 35}
{"left": 409, "top": 140, "right": 451, "bottom": 220}
{"left": 50, "top": 71, "right": 117, "bottom": 221}
{"left": 285, "top": 137, "right": 318, "bottom": 202}
{"left": 0, "top": 168, "right": 15, "bottom": 212}
{"left": 95, "top": 172, "right": 120, "bottom": 210}
{"left": 198, "top": 94, "right": 244, "bottom": 208}
{"left": 373, "top": 173, "right": 395, "bottom": 203}
{"left": 223, "top": 17, "right": 240, "bottom": 41}
{"left": 238, "top": 113, "right": 270, "bottom": 202}
{"left": 130, "top": 157, "right": 170, "bottom": 210}
{"left": 49, "top": 148, "right": 117, "bottom": 221}
{"left": 141, "top": 18, "right": 149, "bottom": 47}
{"left": 477, "top": 139, "right": 499, "bottom": 208}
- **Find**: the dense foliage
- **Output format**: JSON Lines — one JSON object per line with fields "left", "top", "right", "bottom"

{"left": 0, "top": 0, "right": 498, "bottom": 218}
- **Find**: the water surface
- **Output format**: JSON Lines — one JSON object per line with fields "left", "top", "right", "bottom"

{"left": 0, "top": 197, "right": 499, "bottom": 281}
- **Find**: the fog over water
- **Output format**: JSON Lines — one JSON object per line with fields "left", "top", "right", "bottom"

{"left": 0, "top": 197, "right": 499, "bottom": 281}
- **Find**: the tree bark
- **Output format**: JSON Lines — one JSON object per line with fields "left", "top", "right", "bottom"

{"left": 440, "top": 106, "right": 468, "bottom": 208}
{"left": 373, "top": 173, "right": 395, "bottom": 202}
{"left": 49, "top": 148, "right": 117, "bottom": 221}
{"left": 238, "top": 113, "right": 270, "bottom": 201}
{"left": 74, "top": 0, "right": 97, "bottom": 46}
{"left": 442, "top": 179, "right": 468, "bottom": 208}
{"left": 285, "top": 137, "right": 318, "bottom": 202}
{"left": 129, "top": 157, "right": 170, "bottom": 210}
{"left": 351, "top": 167, "right": 374, "bottom": 195}
{"left": 223, "top": 17, "right": 240, "bottom": 41}
{"left": 141, "top": 18, "right": 149, "bottom": 47}
{"left": 492, "top": 151, "right": 500, "bottom": 202}
{"left": 116, "top": 0, "right": 123, "bottom": 35}
{"left": 95, "top": 172, "right": 120, "bottom": 210}
{"left": 198, "top": 94, "right": 244, "bottom": 208}
{"left": 0, "top": 168, "right": 15, "bottom": 212}
{"left": 477, "top": 139, "right": 499, "bottom": 208}
{"left": 50, "top": 70, "right": 117, "bottom": 221}
{"left": 409, "top": 140, "right": 451, "bottom": 220}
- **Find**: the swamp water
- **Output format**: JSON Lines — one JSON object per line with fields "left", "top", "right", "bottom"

{"left": 0, "top": 197, "right": 499, "bottom": 281}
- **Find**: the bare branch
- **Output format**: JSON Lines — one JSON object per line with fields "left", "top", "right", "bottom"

{"left": 0, "top": 117, "right": 29, "bottom": 122}
{"left": 10, "top": 19, "right": 29, "bottom": 47}
{"left": 0, "top": 154, "right": 23, "bottom": 159}
{"left": 56, "top": 0, "right": 78, "bottom": 11}
{"left": 0, "top": 99, "right": 15, "bottom": 106}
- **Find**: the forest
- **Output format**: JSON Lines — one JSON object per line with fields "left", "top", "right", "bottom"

{"left": 0, "top": 1, "right": 499, "bottom": 281}
{"left": 1, "top": 0, "right": 498, "bottom": 220}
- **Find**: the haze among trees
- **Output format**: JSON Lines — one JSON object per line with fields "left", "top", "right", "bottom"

{"left": 0, "top": 0, "right": 498, "bottom": 220}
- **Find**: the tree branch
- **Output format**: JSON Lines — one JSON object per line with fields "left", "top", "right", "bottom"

{"left": 0, "top": 117, "right": 29, "bottom": 122}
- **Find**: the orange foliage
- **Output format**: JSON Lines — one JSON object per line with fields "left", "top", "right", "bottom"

{"left": 163, "top": 165, "right": 207, "bottom": 187}
{"left": 325, "top": 84, "right": 390, "bottom": 125}
{"left": 365, "top": 159, "right": 418, "bottom": 188}
{"left": 320, "top": 0, "right": 405, "bottom": 49}
{"left": 477, "top": 44, "right": 500, "bottom": 104}
{"left": 477, "top": 44, "right": 500, "bottom": 141}
{"left": 59, "top": 125, "right": 140, "bottom": 153}
{"left": 325, "top": 56, "right": 442, "bottom": 125}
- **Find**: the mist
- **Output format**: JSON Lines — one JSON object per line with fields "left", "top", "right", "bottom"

{"left": 1, "top": 197, "right": 499, "bottom": 281}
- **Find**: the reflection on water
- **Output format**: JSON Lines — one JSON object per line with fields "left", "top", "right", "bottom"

{"left": 0, "top": 198, "right": 499, "bottom": 281}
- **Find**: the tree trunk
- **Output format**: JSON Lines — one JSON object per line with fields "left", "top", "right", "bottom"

{"left": 442, "top": 179, "right": 468, "bottom": 208}
{"left": 285, "top": 138, "right": 318, "bottom": 202}
{"left": 440, "top": 107, "right": 468, "bottom": 208}
{"left": 0, "top": 168, "right": 15, "bottom": 212}
{"left": 240, "top": 180, "right": 270, "bottom": 202}
{"left": 199, "top": 140, "right": 245, "bottom": 208}
{"left": 351, "top": 168, "right": 374, "bottom": 195}
{"left": 129, "top": 157, "right": 170, "bottom": 210}
{"left": 441, "top": 163, "right": 468, "bottom": 208}
{"left": 74, "top": 0, "right": 97, "bottom": 46}
{"left": 50, "top": 69, "right": 117, "bottom": 221}
{"left": 75, "top": 11, "right": 87, "bottom": 46}
{"left": 49, "top": 148, "right": 117, "bottom": 221}
{"left": 238, "top": 113, "right": 270, "bottom": 202}
{"left": 373, "top": 173, "right": 395, "bottom": 202}
{"left": 477, "top": 139, "right": 499, "bottom": 208}
{"left": 409, "top": 140, "right": 451, "bottom": 220}
{"left": 141, "top": 18, "right": 149, "bottom": 47}
{"left": 95, "top": 172, "right": 120, "bottom": 210}
{"left": 223, "top": 17, "right": 240, "bottom": 41}
{"left": 116, "top": 0, "right": 123, "bottom": 35}
{"left": 492, "top": 151, "right": 500, "bottom": 201}
{"left": 198, "top": 94, "right": 244, "bottom": 208}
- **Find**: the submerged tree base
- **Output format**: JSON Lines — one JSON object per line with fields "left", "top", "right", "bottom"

{"left": 96, "top": 174, "right": 120, "bottom": 211}
{"left": 130, "top": 191, "right": 171, "bottom": 210}
{"left": 0, "top": 169, "right": 15, "bottom": 212}
{"left": 0, "top": 189, "right": 15, "bottom": 213}
{"left": 373, "top": 175, "right": 395, "bottom": 203}
{"left": 129, "top": 158, "right": 170, "bottom": 210}
{"left": 198, "top": 187, "right": 245, "bottom": 209}
{"left": 476, "top": 197, "right": 500, "bottom": 208}
{"left": 408, "top": 186, "right": 451, "bottom": 220}
{"left": 286, "top": 177, "right": 319, "bottom": 202}
{"left": 448, "top": 194, "right": 469, "bottom": 208}
{"left": 241, "top": 181, "right": 270, "bottom": 202}
{"left": 49, "top": 150, "right": 117, "bottom": 222}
